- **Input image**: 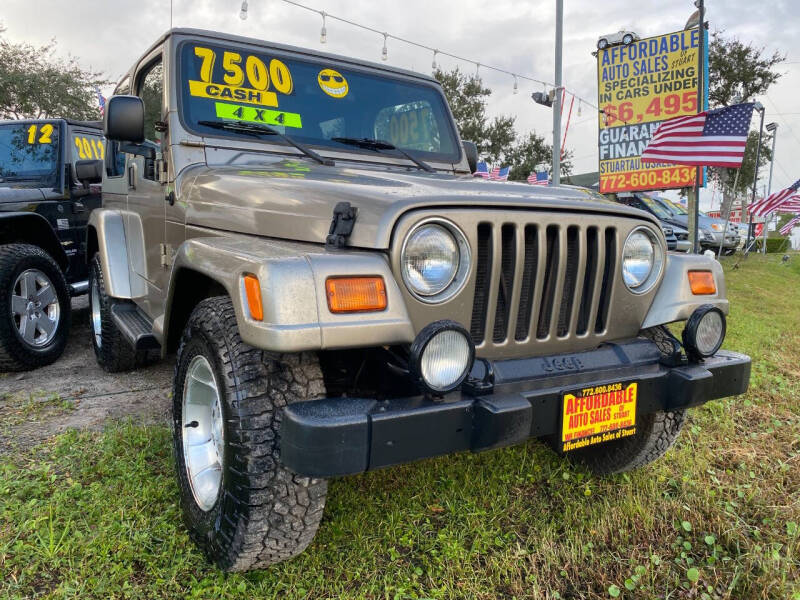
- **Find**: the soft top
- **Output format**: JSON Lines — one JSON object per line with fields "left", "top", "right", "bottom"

{"left": 0, "top": 118, "right": 102, "bottom": 129}
{"left": 130, "top": 28, "right": 440, "bottom": 86}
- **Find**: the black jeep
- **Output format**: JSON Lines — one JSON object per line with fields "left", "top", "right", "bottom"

{"left": 0, "top": 118, "right": 104, "bottom": 370}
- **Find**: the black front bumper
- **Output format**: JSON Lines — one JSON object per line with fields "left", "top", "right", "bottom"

{"left": 281, "top": 338, "right": 751, "bottom": 478}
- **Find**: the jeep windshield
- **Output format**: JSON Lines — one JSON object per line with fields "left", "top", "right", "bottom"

{"left": 637, "top": 194, "right": 676, "bottom": 220}
{"left": 179, "top": 41, "right": 461, "bottom": 164}
{"left": 0, "top": 122, "right": 60, "bottom": 188}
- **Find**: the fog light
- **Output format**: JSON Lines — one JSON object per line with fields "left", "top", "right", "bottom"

{"left": 682, "top": 304, "right": 726, "bottom": 359}
{"left": 410, "top": 320, "right": 474, "bottom": 394}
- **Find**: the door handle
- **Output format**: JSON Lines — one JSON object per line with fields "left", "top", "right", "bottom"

{"left": 128, "top": 164, "right": 137, "bottom": 190}
{"left": 72, "top": 202, "right": 86, "bottom": 213}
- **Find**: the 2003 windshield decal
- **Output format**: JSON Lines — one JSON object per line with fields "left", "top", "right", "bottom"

{"left": 189, "top": 46, "right": 294, "bottom": 109}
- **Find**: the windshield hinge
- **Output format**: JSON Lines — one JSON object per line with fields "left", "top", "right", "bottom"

{"left": 325, "top": 202, "right": 358, "bottom": 250}
{"left": 157, "top": 159, "right": 168, "bottom": 184}
{"left": 179, "top": 139, "right": 206, "bottom": 147}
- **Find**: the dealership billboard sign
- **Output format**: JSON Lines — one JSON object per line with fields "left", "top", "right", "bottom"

{"left": 597, "top": 29, "right": 708, "bottom": 194}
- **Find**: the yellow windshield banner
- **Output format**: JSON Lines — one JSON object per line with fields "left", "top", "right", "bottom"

{"left": 561, "top": 381, "right": 637, "bottom": 452}
{"left": 188, "top": 80, "right": 278, "bottom": 108}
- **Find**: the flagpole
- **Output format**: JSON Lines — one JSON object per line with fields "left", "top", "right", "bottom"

{"left": 718, "top": 169, "right": 739, "bottom": 257}
{"left": 745, "top": 104, "right": 765, "bottom": 254}
{"left": 762, "top": 123, "right": 778, "bottom": 253}
{"left": 552, "top": 0, "right": 563, "bottom": 186}
{"left": 691, "top": 0, "right": 705, "bottom": 253}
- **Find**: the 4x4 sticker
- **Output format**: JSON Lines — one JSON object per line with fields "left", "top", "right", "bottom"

{"left": 318, "top": 69, "right": 348, "bottom": 98}
{"left": 215, "top": 102, "right": 302, "bottom": 128}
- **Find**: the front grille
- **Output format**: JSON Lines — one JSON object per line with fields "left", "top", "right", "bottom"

{"left": 469, "top": 220, "right": 617, "bottom": 347}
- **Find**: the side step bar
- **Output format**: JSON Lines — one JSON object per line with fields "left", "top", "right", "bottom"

{"left": 69, "top": 280, "right": 89, "bottom": 296}
{"left": 110, "top": 303, "right": 160, "bottom": 351}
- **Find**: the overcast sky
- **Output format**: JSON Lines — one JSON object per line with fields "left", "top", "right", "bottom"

{"left": 3, "top": 0, "right": 799, "bottom": 215}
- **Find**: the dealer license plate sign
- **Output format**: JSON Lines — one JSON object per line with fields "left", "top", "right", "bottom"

{"left": 561, "top": 381, "right": 637, "bottom": 452}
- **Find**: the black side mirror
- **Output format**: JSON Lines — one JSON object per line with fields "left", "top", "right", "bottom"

{"left": 462, "top": 141, "right": 478, "bottom": 173}
{"left": 75, "top": 159, "right": 104, "bottom": 185}
{"left": 105, "top": 95, "right": 145, "bottom": 142}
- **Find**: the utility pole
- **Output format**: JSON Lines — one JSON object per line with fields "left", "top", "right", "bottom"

{"left": 552, "top": 0, "right": 563, "bottom": 186}
{"left": 763, "top": 122, "right": 778, "bottom": 253}
{"left": 689, "top": 0, "right": 705, "bottom": 253}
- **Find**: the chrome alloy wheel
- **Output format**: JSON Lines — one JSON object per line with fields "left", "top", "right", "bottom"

{"left": 11, "top": 269, "right": 61, "bottom": 348}
{"left": 182, "top": 355, "right": 225, "bottom": 512}
{"left": 90, "top": 276, "right": 102, "bottom": 348}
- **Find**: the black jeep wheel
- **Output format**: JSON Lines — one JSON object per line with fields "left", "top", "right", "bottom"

{"left": 570, "top": 326, "right": 687, "bottom": 475}
{"left": 0, "top": 243, "right": 71, "bottom": 371}
{"left": 172, "top": 296, "right": 328, "bottom": 572}
{"left": 88, "top": 254, "right": 144, "bottom": 372}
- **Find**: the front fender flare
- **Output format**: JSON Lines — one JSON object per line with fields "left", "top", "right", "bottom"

{"left": 164, "top": 236, "right": 415, "bottom": 353}
{"left": 87, "top": 209, "right": 132, "bottom": 298}
{"left": 0, "top": 212, "right": 68, "bottom": 269}
{"left": 642, "top": 253, "right": 729, "bottom": 329}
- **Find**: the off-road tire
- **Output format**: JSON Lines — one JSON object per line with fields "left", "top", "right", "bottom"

{"left": 172, "top": 296, "right": 327, "bottom": 572}
{"left": 571, "top": 326, "right": 687, "bottom": 475}
{"left": 88, "top": 255, "right": 144, "bottom": 372}
{"left": 0, "top": 243, "right": 70, "bottom": 371}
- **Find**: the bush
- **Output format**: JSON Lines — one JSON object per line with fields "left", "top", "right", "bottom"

{"left": 755, "top": 237, "right": 790, "bottom": 253}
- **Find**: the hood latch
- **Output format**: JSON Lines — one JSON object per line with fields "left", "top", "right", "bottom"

{"left": 326, "top": 202, "right": 358, "bottom": 250}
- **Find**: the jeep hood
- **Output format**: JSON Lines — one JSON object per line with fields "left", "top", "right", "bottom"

{"left": 182, "top": 158, "right": 656, "bottom": 249}
{"left": 0, "top": 186, "right": 47, "bottom": 204}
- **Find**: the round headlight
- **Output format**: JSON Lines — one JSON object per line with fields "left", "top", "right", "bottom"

{"left": 622, "top": 227, "right": 663, "bottom": 293}
{"left": 682, "top": 304, "right": 726, "bottom": 359}
{"left": 410, "top": 320, "right": 475, "bottom": 393}
{"left": 401, "top": 220, "right": 470, "bottom": 302}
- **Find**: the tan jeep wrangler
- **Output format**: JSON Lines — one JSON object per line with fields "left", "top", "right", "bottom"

{"left": 88, "top": 28, "right": 751, "bottom": 572}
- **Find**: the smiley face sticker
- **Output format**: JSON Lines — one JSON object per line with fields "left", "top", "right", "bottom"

{"left": 318, "top": 69, "right": 349, "bottom": 98}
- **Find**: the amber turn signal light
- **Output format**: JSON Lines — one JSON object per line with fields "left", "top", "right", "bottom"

{"left": 243, "top": 274, "right": 264, "bottom": 321}
{"left": 326, "top": 277, "right": 387, "bottom": 313}
{"left": 688, "top": 270, "right": 716, "bottom": 295}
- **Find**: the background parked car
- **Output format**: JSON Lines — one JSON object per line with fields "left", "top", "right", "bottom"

{"left": 614, "top": 192, "right": 687, "bottom": 252}
{"left": 649, "top": 196, "right": 740, "bottom": 255}
{"left": 0, "top": 118, "right": 104, "bottom": 370}
{"left": 671, "top": 223, "right": 691, "bottom": 252}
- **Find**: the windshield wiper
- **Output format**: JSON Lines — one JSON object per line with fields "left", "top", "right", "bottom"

{"left": 331, "top": 137, "right": 434, "bottom": 172}
{"left": 197, "top": 120, "right": 334, "bottom": 166}
{"left": 0, "top": 175, "right": 44, "bottom": 182}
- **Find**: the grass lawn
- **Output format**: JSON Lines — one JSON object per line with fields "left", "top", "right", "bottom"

{"left": 1, "top": 254, "right": 798, "bottom": 599}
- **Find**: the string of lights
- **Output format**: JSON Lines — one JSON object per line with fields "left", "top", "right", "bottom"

{"left": 238, "top": 0, "right": 599, "bottom": 114}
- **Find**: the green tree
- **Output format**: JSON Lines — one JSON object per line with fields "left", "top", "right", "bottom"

{"left": 707, "top": 31, "right": 784, "bottom": 205}
{"left": 505, "top": 132, "right": 572, "bottom": 182}
{"left": 0, "top": 31, "right": 108, "bottom": 121}
{"left": 708, "top": 32, "right": 784, "bottom": 108}
{"left": 434, "top": 67, "right": 569, "bottom": 180}
{"left": 434, "top": 67, "right": 516, "bottom": 164}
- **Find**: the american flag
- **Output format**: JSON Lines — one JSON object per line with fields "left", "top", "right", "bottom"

{"left": 489, "top": 166, "right": 510, "bottom": 181}
{"left": 473, "top": 161, "right": 489, "bottom": 178}
{"left": 780, "top": 215, "right": 800, "bottom": 236}
{"left": 96, "top": 87, "right": 106, "bottom": 116}
{"left": 748, "top": 179, "right": 800, "bottom": 217}
{"left": 527, "top": 171, "right": 549, "bottom": 185}
{"left": 641, "top": 103, "right": 755, "bottom": 168}
{"left": 776, "top": 200, "right": 800, "bottom": 213}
